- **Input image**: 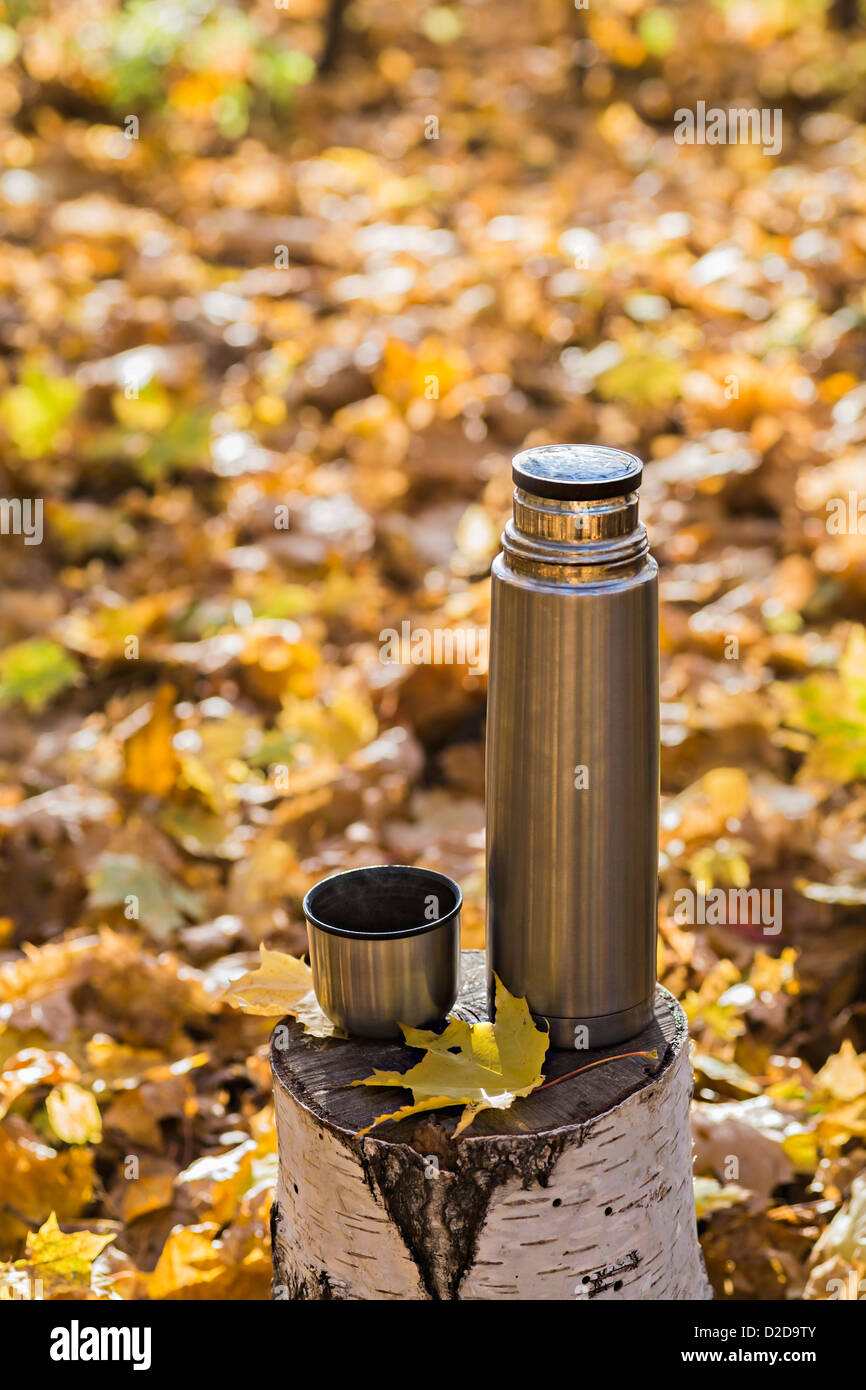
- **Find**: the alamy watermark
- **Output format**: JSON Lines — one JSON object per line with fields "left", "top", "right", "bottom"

{"left": 0, "top": 497, "right": 42, "bottom": 545}
{"left": 674, "top": 102, "right": 782, "bottom": 157}
{"left": 672, "top": 883, "right": 782, "bottom": 935}
{"left": 1, "top": 1273, "right": 44, "bottom": 1299}
{"left": 379, "top": 621, "right": 487, "bottom": 676}
{"left": 50, "top": 1321, "right": 151, "bottom": 1371}
{"left": 826, "top": 491, "right": 866, "bottom": 535}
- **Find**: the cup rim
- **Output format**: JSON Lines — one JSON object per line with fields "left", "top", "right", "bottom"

{"left": 303, "top": 864, "right": 463, "bottom": 940}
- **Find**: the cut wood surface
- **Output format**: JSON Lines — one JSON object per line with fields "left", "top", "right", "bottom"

{"left": 271, "top": 950, "right": 712, "bottom": 1300}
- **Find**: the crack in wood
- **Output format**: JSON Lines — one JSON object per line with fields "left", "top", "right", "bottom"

{"left": 270, "top": 953, "right": 712, "bottom": 1300}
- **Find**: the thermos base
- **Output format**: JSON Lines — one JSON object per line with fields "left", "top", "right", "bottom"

{"left": 535, "top": 998, "right": 656, "bottom": 1051}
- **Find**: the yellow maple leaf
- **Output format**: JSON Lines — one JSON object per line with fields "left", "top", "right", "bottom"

{"left": 749, "top": 948, "right": 799, "bottom": 998}
{"left": 21, "top": 1212, "right": 115, "bottom": 1297}
{"left": 144, "top": 1221, "right": 270, "bottom": 1300}
{"left": 0, "top": 1121, "right": 95, "bottom": 1248}
{"left": 354, "top": 975, "right": 549, "bottom": 1136}
{"left": 221, "top": 945, "right": 340, "bottom": 1038}
{"left": 814, "top": 1039, "right": 866, "bottom": 1103}
{"left": 143, "top": 1222, "right": 224, "bottom": 1299}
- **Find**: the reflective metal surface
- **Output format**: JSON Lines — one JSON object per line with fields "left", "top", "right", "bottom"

{"left": 304, "top": 865, "right": 461, "bottom": 1039}
{"left": 486, "top": 446, "right": 659, "bottom": 1049}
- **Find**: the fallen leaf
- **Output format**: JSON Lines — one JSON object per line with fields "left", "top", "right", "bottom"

{"left": 693, "top": 1176, "right": 751, "bottom": 1219}
{"left": 143, "top": 1222, "right": 224, "bottom": 1299}
{"left": 87, "top": 853, "right": 204, "bottom": 941}
{"left": 814, "top": 1040, "right": 866, "bottom": 1103}
{"left": 221, "top": 944, "right": 339, "bottom": 1037}
{"left": 0, "top": 640, "right": 79, "bottom": 712}
{"left": 123, "top": 685, "right": 181, "bottom": 797}
{"left": 813, "top": 1174, "right": 866, "bottom": 1266}
{"left": 0, "top": 1119, "right": 95, "bottom": 1247}
{"left": 0, "top": 1049, "right": 80, "bottom": 1119}
{"left": 176, "top": 1139, "right": 256, "bottom": 1225}
{"left": 45, "top": 1082, "right": 103, "bottom": 1145}
{"left": 354, "top": 975, "right": 549, "bottom": 1135}
{"left": 16, "top": 1211, "right": 115, "bottom": 1298}
{"left": 0, "top": 363, "right": 82, "bottom": 457}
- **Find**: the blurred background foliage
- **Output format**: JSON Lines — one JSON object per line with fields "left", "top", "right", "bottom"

{"left": 1, "top": 0, "right": 866, "bottom": 1300}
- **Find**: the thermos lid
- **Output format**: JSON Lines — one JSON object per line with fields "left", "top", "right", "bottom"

{"left": 512, "top": 444, "right": 643, "bottom": 501}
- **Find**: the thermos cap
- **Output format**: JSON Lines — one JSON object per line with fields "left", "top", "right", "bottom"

{"left": 512, "top": 444, "right": 643, "bottom": 501}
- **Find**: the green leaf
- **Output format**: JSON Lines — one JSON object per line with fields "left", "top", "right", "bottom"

{"left": 694, "top": 1176, "right": 750, "bottom": 1219}
{"left": 596, "top": 352, "right": 682, "bottom": 408}
{"left": 87, "top": 852, "right": 204, "bottom": 941}
{"left": 0, "top": 639, "right": 80, "bottom": 712}
{"left": 422, "top": 6, "right": 463, "bottom": 44}
{"left": 776, "top": 626, "right": 866, "bottom": 782}
{"left": 638, "top": 8, "right": 677, "bottom": 57}
{"left": 0, "top": 365, "right": 82, "bottom": 458}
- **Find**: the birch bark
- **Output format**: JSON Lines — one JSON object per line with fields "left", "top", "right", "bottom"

{"left": 271, "top": 951, "right": 711, "bottom": 1301}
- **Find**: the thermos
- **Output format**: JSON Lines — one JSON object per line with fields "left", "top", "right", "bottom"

{"left": 485, "top": 445, "right": 659, "bottom": 1048}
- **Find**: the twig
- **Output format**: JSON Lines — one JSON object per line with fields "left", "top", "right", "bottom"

{"left": 535, "top": 1049, "right": 658, "bottom": 1093}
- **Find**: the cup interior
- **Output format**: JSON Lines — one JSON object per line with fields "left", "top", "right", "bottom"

{"left": 304, "top": 865, "right": 460, "bottom": 938}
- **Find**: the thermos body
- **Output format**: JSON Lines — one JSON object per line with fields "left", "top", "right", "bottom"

{"left": 485, "top": 446, "right": 660, "bottom": 1049}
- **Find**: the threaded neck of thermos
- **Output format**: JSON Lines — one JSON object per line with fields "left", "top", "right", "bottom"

{"left": 503, "top": 445, "right": 649, "bottom": 577}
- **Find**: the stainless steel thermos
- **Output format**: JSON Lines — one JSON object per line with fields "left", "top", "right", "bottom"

{"left": 485, "top": 445, "right": 659, "bottom": 1048}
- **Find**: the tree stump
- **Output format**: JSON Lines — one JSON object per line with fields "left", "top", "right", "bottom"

{"left": 270, "top": 950, "right": 711, "bottom": 1300}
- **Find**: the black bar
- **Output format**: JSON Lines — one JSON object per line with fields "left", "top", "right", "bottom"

{"left": 4, "top": 1295, "right": 857, "bottom": 1377}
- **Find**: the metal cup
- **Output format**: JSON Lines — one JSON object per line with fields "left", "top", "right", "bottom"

{"left": 303, "top": 865, "right": 462, "bottom": 1038}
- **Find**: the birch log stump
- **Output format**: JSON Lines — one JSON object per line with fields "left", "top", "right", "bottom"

{"left": 270, "top": 950, "right": 711, "bottom": 1301}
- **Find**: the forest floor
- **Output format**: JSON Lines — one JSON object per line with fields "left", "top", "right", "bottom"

{"left": 1, "top": 0, "right": 866, "bottom": 1299}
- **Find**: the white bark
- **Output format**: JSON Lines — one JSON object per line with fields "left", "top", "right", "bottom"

{"left": 272, "top": 1091, "right": 429, "bottom": 1300}
{"left": 271, "top": 981, "right": 711, "bottom": 1300}
{"left": 460, "top": 1035, "right": 710, "bottom": 1300}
